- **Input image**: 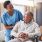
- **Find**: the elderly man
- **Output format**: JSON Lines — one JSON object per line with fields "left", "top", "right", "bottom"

{"left": 9, "top": 12, "right": 41, "bottom": 42}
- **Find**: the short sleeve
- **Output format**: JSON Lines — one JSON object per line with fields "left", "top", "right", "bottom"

{"left": 1, "top": 14, "right": 7, "bottom": 25}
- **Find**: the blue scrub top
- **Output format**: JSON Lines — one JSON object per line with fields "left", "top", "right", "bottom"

{"left": 1, "top": 9, "right": 23, "bottom": 26}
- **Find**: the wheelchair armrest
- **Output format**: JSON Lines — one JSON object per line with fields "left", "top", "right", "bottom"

{"left": 33, "top": 35, "right": 39, "bottom": 42}
{"left": 29, "top": 35, "right": 39, "bottom": 42}
{"left": 10, "top": 35, "right": 15, "bottom": 39}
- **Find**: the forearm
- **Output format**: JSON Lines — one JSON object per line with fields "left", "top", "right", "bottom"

{"left": 11, "top": 30, "right": 18, "bottom": 37}
{"left": 28, "top": 32, "right": 41, "bottom": 38}
{"left": 4, "top": 25, "right": 14, "bottom": 29}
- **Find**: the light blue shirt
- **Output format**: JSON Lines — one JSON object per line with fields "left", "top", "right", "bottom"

{"left": 1, "top": 9, "right": 23, "bottom": 26}
{"left": 1, "top": 9, "right": 23, "bottom": 42}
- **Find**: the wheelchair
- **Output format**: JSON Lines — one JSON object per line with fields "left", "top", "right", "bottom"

{"left": 10, "top": 35, "right": 42, "bottom": 42}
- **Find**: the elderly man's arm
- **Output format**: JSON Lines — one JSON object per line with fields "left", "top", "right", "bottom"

{"left": 11, "top": 22, "right": 19, "bottom": 37}
{"left": 27, "top": 23, "right": 41, "bottom": 38}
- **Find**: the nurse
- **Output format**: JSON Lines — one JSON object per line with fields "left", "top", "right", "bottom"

{"left": 1, "top": 1, "right": 23, "bottom": 42}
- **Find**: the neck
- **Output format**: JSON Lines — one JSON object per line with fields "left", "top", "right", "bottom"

{"left": 24, "top": 21, "right": 29, "bottom": 24}
{"left": 24, "top": 20, "right": 33, "bottom": 24}
{"left": 8, "top": 10, "right": 13, "bottom": 16}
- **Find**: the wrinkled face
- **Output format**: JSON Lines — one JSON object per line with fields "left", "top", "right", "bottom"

{"left": 6, "top": 3, "right": 13, "bottom": 12}
{"left": 23, "top": 12, "right": 33, "bottom": 23}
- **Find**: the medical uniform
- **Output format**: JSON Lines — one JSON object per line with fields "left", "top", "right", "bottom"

{"left": 1, "top": 9, "right": 23, "bottom": 42}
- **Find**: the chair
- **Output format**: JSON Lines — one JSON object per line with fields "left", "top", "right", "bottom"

{"left": 10, "top": 26, "right": 42, "bottom": 42}
{"left": 38, "top": 26, "right": 42, "bottom": 41}
{"left": 32, "top": 26, "right": 42, "bottom": 42}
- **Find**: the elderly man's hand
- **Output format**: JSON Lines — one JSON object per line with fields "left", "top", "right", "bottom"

{"left": 18, "top": 32, "right": 28, "bottom": 40}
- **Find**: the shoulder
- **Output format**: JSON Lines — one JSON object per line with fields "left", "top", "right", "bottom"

{"left": 14, "top": 9, "right": 21, "bottom": 13}
{"left": 15, "top": 20, "right": 23, "bottom": 26}
{"left": 33, "top": 22, "right": 39, "bottom": 27}
{"left": 1, "top": 12, "right": 8, "bottom": 17}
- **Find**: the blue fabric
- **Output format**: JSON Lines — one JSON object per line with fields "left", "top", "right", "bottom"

{"left": 1, "top": 9, "right": 23, "bottom": 25}
{"left": 1, "top": 9, "right": 23, "bottom": 42}
{"left": 4, "top": 29, "right": 12, "bottom": 42}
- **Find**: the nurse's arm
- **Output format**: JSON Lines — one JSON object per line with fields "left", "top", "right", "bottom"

{"left": 4, "top": 25, "right": 14, "bottom": 29}
{"left": 1, "top": 15, "right": 14, "bottom": 29}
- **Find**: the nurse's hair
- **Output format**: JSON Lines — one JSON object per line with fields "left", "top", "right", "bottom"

{"left": 3, "top": 1, "right": 10, "bottom": 8}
